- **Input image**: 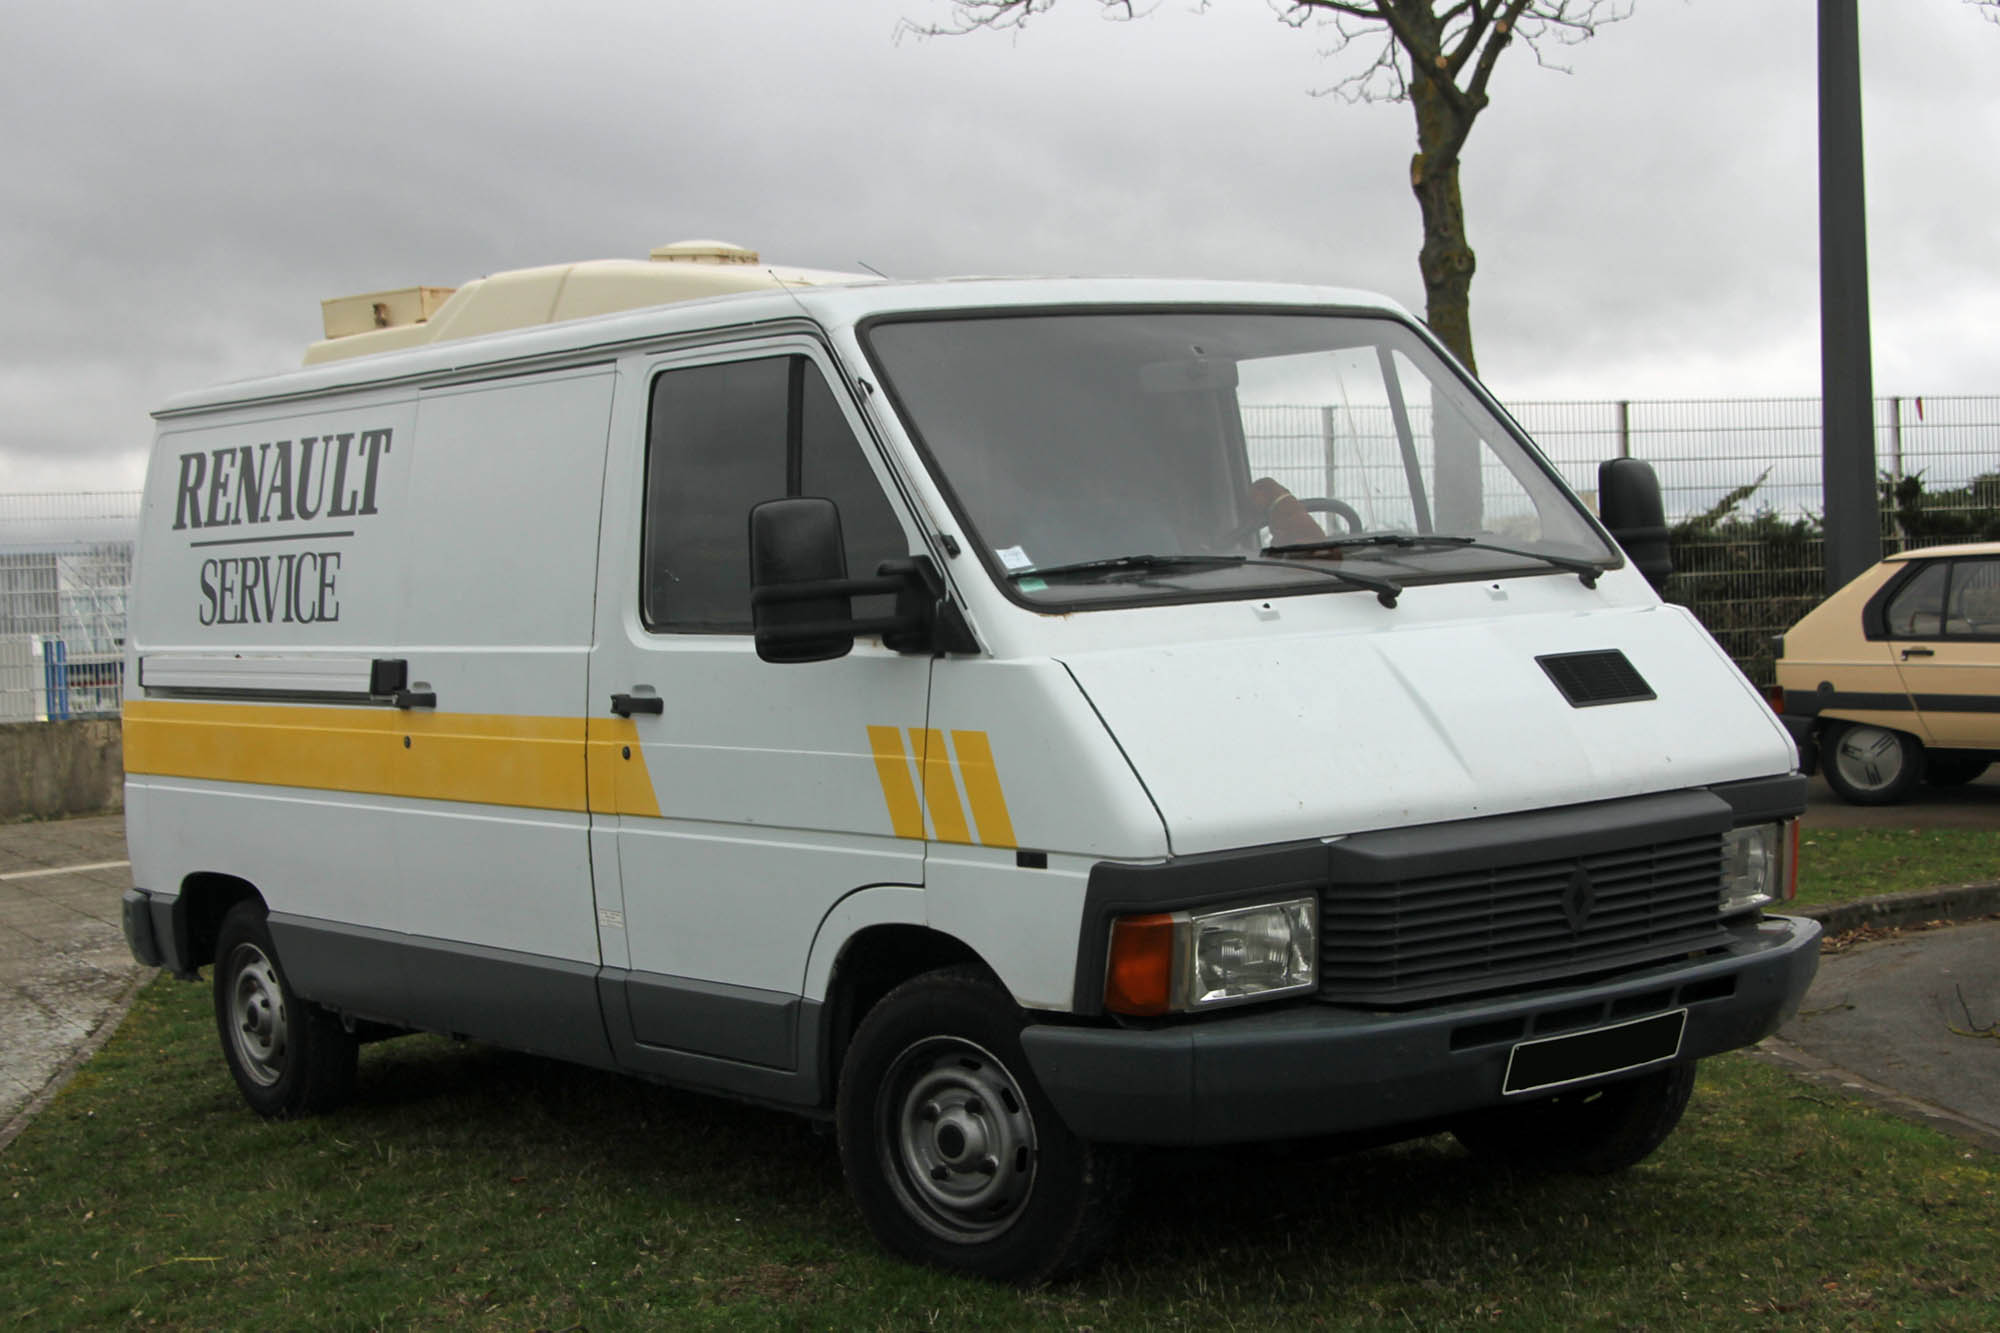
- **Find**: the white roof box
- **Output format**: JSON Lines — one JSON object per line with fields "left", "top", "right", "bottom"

{"left": 303, "top": 240, "right": 868, "bottom": 365}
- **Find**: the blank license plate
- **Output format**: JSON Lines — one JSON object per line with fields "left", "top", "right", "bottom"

{"left": 1503, "top": 1009, "right": 1687, "bottom": 1096}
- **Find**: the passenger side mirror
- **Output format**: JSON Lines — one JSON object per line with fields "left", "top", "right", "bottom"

{"left": 1597, "top": 458, "right": 1672, "bottom": 591}
{"left": 749, "top": 498, "right": 856, "bottom": 664}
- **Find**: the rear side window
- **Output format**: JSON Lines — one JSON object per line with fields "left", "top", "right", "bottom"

{"left": 1945, "top": 558, "right": 2000, "bottom": 635}
{"left": 1884, "top": 561, "right": 1948, "bottom": 637}
{"left": 642, "top": 355, "right": 905, "bottom": 632}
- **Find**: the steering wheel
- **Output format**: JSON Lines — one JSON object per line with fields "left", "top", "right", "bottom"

{"left": 1294, "top": 497, "right": 1365, "bottom": 535}
{"left": 1228, "top": 479, "right": 1365, "bottom": 547}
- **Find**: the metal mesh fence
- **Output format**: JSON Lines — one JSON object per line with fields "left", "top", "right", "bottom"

{"left": 3, "top": 394, "right": 1998, "bottom": 716}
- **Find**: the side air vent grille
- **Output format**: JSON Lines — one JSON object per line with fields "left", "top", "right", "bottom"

{"left": 1537, "top": 649, "right": 1655, "bottom": 708}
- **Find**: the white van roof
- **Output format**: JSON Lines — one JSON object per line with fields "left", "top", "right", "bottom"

{"left": 157, "top": 271, "right": 1411, "bottom": 418}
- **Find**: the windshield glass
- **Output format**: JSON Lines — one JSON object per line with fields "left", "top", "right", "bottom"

{"left": 863, "top": 309, "right": 1613, "bottom": 608}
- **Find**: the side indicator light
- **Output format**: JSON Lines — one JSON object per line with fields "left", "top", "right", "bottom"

{"left": 1104, "top": 913, "right": 1176, "bottom": 1016}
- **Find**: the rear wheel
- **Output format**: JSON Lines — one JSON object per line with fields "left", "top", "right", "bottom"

{"left": 1822, "top": 722, "right": 1925, "bottom": 805}
{"left": 213, "top": 900, "right": 357, "bottom": 1118}
{"left": 1451, "top": 1061, "right": 1697, "bottom": 1175}
{"left": 836, "top": 967, "right": 1130, "bottom": 1284}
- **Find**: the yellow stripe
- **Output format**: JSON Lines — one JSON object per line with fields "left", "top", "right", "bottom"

{"left": 949, "top": 730, "right": 1017, "bottom": 849}
{"left": 910, "top": 726, "right": 973, "bottom": 844}
{"left": 866, "top": 725, "right": 926, "bottom": 840}
{"left": 586, "top": 716, "right": 661, "bottom": 818}
{"left": 124, "top": 698, "right": 660, "bottom": 816}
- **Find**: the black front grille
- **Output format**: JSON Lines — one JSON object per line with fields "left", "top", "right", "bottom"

{"left": 1318, "top": 832, "right": 1726, "bottom": 1006}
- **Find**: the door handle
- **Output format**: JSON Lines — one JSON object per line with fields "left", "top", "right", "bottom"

{"left": 609, "top": 692, "right": 664, "bottom": 717}
{"left": 1901, "top": 647, "right": 1936, "bottom": 659}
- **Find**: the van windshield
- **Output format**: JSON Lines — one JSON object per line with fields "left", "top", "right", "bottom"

{"left": 862, "top": 309, "right": 1614, "bottom": 609}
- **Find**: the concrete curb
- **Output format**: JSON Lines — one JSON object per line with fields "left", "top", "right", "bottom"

{"left": 0, "top": 966, "right": 157, "bottom": 1155}
{"left": 1749, "top": 1034, "right": 2000, "bottom": 1156}
{"left": 1788, "top": 881, "right": 2000, "bottom": 935}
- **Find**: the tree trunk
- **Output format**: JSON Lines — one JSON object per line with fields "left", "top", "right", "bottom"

{"left": 1408, "top": 70, "right": 1478, "bottom": 375}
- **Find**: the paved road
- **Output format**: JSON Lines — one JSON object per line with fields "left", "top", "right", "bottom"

{"left": 0, "top": 815, "right": 144, "bottom": 1144}
{"left": 1804, "top": 768, "right": 2000, "bottom": 829}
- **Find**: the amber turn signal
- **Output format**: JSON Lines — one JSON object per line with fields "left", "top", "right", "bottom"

{"left": 1104, "top": 913, "right": 1176, "bottom": 1016}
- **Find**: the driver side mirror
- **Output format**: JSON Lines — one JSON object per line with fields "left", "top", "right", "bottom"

{"left": 749, "top": 498, "right": 856, "bottom": 664}
{"left": 1598, "top": 458, "right": 1672, "bottom": 591}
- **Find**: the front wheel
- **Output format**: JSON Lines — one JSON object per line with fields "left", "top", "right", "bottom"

{"left": 213, "top": 900, "right": 357, "bottom": 1118}
{"left": 1451, "top": 1061, "right": 1697, "bottom": 1175}
{"left": 836, "top": 967, "right": 1130, "bottom": 1283}
{"left": 1822, "top": 721, "right": 1925, "bottom": 804}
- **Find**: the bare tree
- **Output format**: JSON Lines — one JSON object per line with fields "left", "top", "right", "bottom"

{"left": 910, "top": 1, "right": 1631, "bottom": 374}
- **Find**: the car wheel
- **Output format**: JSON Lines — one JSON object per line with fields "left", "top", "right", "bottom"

{"left": 835, "top": 966, "right": 1131, "bottom": 1284}
{"left": 1924, "top": 753, "right": 1991, "bottom": 787}
{"left": 213, "top": 900, "right": 358, "bottom": 1118}
{"left": 1821, "top": 722, "right": 1925, "bottom": 805}
{"left": 1451, "top": 1061, "right": 1697, "bottom": 1175}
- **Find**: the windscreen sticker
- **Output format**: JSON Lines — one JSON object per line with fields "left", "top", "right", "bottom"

{"left": 1015, "top": 577, "right": 1047, "bottom": 592}
{"left": 996, "top": 545, "right": 1033, "bottom": 571}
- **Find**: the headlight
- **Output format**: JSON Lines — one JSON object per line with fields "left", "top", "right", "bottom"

{"left": 1720, "top": 822, "right": 1791, "bottom": 915}
{"left": 1104, "top": 897, "right": 1317, "bottom": 1015}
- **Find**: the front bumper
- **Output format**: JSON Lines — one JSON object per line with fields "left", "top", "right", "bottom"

{"left": 1022, "top": 913, "right": 1820, "bottom": 1146}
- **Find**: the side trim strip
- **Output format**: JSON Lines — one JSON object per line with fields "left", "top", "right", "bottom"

{"left": 124, "top": 698, "right": 660, "bottom": 816}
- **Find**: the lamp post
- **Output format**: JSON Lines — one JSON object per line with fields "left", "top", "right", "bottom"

{"left": 1819, "top": 0, "right": 1881, "bottom": 591}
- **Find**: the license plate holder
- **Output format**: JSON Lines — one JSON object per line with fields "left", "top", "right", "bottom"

{"left": 1502, "top": 1009, "right": 1687, "bottom": 1096}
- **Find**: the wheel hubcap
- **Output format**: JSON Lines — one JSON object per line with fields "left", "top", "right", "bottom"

{"left": 882, "top": 1037, "right": 1037, "bottom": 1242}
{"left": 1835, "top": 726, "right": 1904, "bottom": 792}
{"left": 227, "top": 944, "right": 288, "bottom": 1086}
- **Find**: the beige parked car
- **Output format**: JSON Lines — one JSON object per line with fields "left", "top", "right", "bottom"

{"left": 1776, "top": 541, "right": 2000, "bottom": 803}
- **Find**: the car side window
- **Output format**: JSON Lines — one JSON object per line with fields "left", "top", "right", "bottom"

{"left": 642, "top": 354, "right": 907, "bottom": 633}
{"left": 1884, "top": 561, "right": 1949, "bottom": 638}
{"left": 1944, "top": 558, "right": 2000, "bottom": 635}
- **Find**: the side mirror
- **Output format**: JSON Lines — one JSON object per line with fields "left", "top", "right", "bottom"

{"left": 749, "top": 498, "right": 855, "bottom": 663}
{"left": 1598, "top": 458, "right": 1672, "bottom": 591}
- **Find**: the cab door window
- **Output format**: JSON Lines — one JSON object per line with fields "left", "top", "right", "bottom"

{"left": 642, "top": 355, "right": 905, "bottom": 632}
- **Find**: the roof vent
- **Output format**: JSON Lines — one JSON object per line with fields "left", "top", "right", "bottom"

{"left": 1536, "top": 650, "right": 1656, "bottom": 708}
{"left": 648, "top": 239, "right": 760, "bottom": 265}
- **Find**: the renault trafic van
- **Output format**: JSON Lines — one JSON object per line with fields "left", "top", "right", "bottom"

{"left": 122, "top": 243, "right": 1820, "bottom": 1281}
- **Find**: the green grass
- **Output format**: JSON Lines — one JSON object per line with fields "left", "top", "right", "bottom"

{"left": 1795, "top": 827, "right": 2000, "bottom": 907}
{"left": 4, "top": 979, "right": 1998, "bottom": 1330}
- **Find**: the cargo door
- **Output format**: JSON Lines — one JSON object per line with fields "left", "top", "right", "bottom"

{"left": 586, "top": 339, "right": 930, "bottom": 1079}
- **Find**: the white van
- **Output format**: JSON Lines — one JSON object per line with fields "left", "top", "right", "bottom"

{"left": 122, "top": 243, "right": 1820, "bottom": 1282}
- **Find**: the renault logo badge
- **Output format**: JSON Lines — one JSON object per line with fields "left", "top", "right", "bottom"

{"left": 1562, "top": 866, "right": 1597, "bottom": 933}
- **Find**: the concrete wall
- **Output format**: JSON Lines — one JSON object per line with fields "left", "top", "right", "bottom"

{"left": 0, "top": 720, "right": 122, "bottom": 820}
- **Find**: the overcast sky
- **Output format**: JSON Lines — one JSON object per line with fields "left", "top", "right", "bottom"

{"left": 3, "top": 0, "right": 1995, "bottom": 492}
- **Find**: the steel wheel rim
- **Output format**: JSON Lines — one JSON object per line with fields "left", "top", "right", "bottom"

{"left": 879, "top": 1036, "right": 1038, "bottom": 1243}
{"left": 1834, "top": 725, "right": 1905, "bottom": 793}
{"left": 227, "top": 943, "right": 288, "bottom": 1086}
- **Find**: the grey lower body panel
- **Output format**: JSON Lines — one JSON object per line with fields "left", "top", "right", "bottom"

{"left": 1022, "top": 913, "right": 1822, "bottom": 1146}
{"left": 268, "top": 914, "right": 621, "bottom": 1072}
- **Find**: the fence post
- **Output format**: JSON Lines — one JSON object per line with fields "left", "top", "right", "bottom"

{"left": 1889, "top": 396, "right": 1905, "bottom": 546}
{"left": 1616, "top": 400, "right": 1632, "bottom": 460}
{"left": 1320, "top": 405, "right": 1338, "bottom": 500}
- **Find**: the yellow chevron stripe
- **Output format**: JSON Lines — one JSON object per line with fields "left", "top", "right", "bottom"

{"left": 866, "top": 725, "right": 926, "bottom": 839}
{"left": 949, "top": 729, "right": 1017, "bottom": 849}
{"left": 910, "top": 726, "right": 973, "bottom": 844}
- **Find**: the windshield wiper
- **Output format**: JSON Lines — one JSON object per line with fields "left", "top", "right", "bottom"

{"left": 1262, "top": 533, "right": 1604, "bottom": 589}
{"left": 1011, "top": 553, "right": 1401, "bottom": 607}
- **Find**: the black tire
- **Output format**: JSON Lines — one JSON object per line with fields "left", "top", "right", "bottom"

{"left": 1451, "top": 1060, "right": 1696, "bottom": 1175}
{"left": 1821, "top": 721, "right": 1925, "bottom": 805}
{"left": 835, "top": 966, "right": 1131, "bottom": 1284}
{"left": 212, "top": 900, "right": 357, "bottom": 1118}
{"left": 1924, "top": 753, "right": 1991, "bottom": 787}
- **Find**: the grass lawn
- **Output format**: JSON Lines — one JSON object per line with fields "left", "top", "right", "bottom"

{"left": 4, "top": 978, "right": 1997, "bottom": 1330}
{"left": 1794, "top": 827, "right": 2000, "bottom": 908}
